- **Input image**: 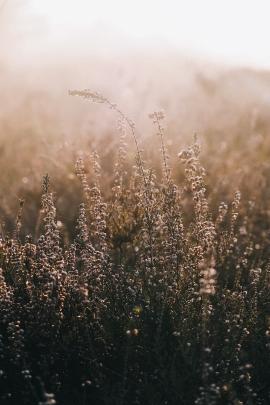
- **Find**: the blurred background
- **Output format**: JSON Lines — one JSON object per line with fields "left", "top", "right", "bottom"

{"left": 1, "top": 0, "right": 270, "bottom": 237}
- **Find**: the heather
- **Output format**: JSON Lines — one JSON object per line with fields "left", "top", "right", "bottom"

{"left": 0, "top": 89, "right": 269, "bottom": 405}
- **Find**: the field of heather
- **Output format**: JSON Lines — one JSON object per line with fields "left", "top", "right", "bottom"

{"left": 1, "top": 1, "right": 270, "bottom": 404}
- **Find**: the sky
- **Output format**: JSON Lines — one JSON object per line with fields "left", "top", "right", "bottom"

{"left": 27, "top": 0, "right": 270, "bottom": 69}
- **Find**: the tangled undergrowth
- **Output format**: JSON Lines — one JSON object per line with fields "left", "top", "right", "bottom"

{"left": 0, "top": 91, "right": 270, "bottom": 405}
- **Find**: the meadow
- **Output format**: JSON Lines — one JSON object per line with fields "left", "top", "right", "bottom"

{"left": 1, "top": 57, "right": 270, "bottom": 404}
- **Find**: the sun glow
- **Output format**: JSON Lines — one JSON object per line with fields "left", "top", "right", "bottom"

{"left": 19, "top": 0, "right": 270, "bottom": 68}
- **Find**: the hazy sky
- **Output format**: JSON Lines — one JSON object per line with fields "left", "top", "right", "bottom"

{"left": 17, "top": 0, "right": 270, "bottom": 68}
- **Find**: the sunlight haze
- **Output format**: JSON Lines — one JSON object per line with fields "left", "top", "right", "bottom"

{"left": 30, "top": 0, "right": 270, "bottom": 68}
